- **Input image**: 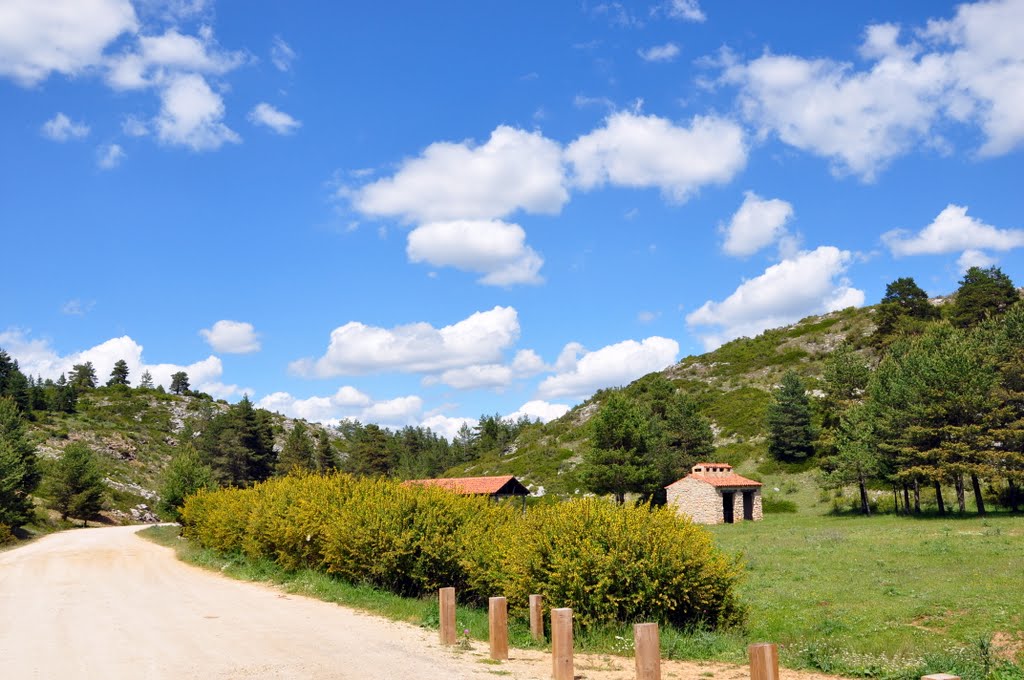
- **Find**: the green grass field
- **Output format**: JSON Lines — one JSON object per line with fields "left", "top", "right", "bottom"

{"left": 142, "top": 510, "right": 1024, "bottom": 680}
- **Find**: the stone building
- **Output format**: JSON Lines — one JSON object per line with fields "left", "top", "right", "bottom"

{"left": 665, "top": 463, "right": 763, "bottom": 524}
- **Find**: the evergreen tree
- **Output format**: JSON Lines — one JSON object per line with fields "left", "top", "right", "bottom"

{"left": 198, "top": 396, "right": 276, "bottom": 486}
{"left": 277, "top": 422, "right": 315, "bottom": 475}
{"left": 69, "top": 362, "right": 97, "bottom": 390}
{"left": 158, "top": 444, "right": 214, "bottom": 522}
{"left": 579, "top": 393, "right": 657, "bottom": 503}
{"left": 819, "top": 343, "right": 872, "bottom": 454}
{"left": 0, "top": 397, "right": 40, "bottom": 529}
{"left": 981, "top": 304, "right": 1024, "bottom": 511}
{"left": 821, "top": 403, "right": 880, "bottom": 515}
{"left": 949, "top": 266, "right": 1019, "bottom": 329}
{"left": 767, "top": 371, "right": 815, "bottom": 462}
{"left": 873, "top": 277, "right": 940, "bottom": 345}
{"left": 137, "top": 370, "right": 154, "bottom": 389}
{"left": 106, "top": 359, "right": 130, "bottom": 387}
{"left": 314, "top": 429, "right": 339, "bottom": 473}
{"left": 650, "top": 390, "right": 715, "bottom": 499}
{"left": 169, "top": 371, "right": 190, "bottom": 395}
{"left": 48, "top": 443, "right": 105, "bottom": 524}
{"left": 345, "top": 424, "right": 393, "bottom": 477}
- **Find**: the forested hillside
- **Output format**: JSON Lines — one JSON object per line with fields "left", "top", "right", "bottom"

{"left": 2, "top": 266, "right": 1022, "bottom": 537}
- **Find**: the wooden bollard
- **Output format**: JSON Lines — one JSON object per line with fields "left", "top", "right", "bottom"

{"left": 551, "top": 608, "right": 573, "bottom": 680}
{"left": 489, "top": 597, "right": 508, "bottom": 660}
{"left": 439, "top": 587, "right": 456, "bottom": 645}
{"left": 634, "top": 623, "right": 661, "bottom": 680}
{"left": 922, "top": 675, "right": 960, "bottom": 680}
{"left": 749, "top": 643, "right": 779, "bottom": 680}
{"left": 529, "top": 594, "right": 544, "bottom": 641}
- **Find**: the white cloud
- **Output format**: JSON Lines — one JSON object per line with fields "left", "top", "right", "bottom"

{"left": 0, "top": 0, "right": 137, "bottom": 86}
{"left": 248, "top": 102, "right": 301, "bottom": 135}
{"left": 270, "top": 36, "right": 295, "bottom": 72}
{"left": 199, "top": 320, "right": 261, "bottom": 354}
{"left": 290, "top": 306, "right": 521, "bottom": 377}
{"left": 406, "top": 220, "right": 543, "bottom": 286}
{"left": 352, "top": 125, "right": 569, "bottom": 223}
{"left": 41, "top": 113, "right": 90, "bottom": 141}
{"left": 721, "top": 0, "right": 1024, "bottom": 177}
{"left": 686, "top": 246, "right": 865, "bottom": 349}
{"left": 258, "top": 388, "right": 422, "bottom": 428}
{"left": 504, "top": 399, "right": 570, "bottom": 423}
{"left": 721, "top": 191, "right": 794, "bottom": 257}
{"left": 154, "top": 73, "right": 240, "bottom": 150}
{"left": 106, "top": 27, "right": 246, "bottom": 91}
{"left": 61, "top": 299, "right": 94, "bottom": 316}
{"left": 666, "top": 0, "right": 706, "bottom": 22}
{"left": 424, "top": 348, "right": 548, "bottom": 391}
{"left": 511, "top": 349, "right": 546, "bottom": 375}
{"left": 0, "top": 329, "right": 243, "bottom": 397}
{"left": 97, "top": 143, "right": 125, "bottom": 169}
{"left": 121, "top": 115, "right": 148, "bottom": 137}
{"left": 957, "top": 249, "right": 998, "bottom": 272}
{"left": 565, "top": 111, "right": 747, "bottom": 202}
{"left": 638, "top": 43, "right": 680, "bottom": 63}
{"left": 883, "top": 204, "right": 1024, "bottom": 256}
{"left": 537, "top": 336, "right": 679, "bottom": 400}
{"left": 420, "top": 414, "right": 477, "bottom": 440}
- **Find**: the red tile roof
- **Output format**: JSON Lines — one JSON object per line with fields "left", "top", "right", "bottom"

{"left": 400, "top": 475, "right": 529, "bottom": 495}
{"left": 686, "top": 472, "right": 763, "bottom": 488}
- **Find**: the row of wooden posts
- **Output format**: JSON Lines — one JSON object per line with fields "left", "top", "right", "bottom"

{"left": 439, "top": 587, "right": 777, "bottom": 680}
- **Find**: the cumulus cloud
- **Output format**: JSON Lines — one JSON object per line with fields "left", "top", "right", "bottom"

{"left": 0, "top": 0, "right": 137, "bottom": 86}
{"left": 106, "top": 27, "right": 245, "bottom": 91}
{"left": 257, "top": 388, "right": 422, "bottom": 428}
{"left": 686, "top": 246, "right": 865, "bottom": 349}
{"left": 638, "top": 43, "right": 680, "bottom": 62}
{"left": 352, "top": 125, "right": 569, "bottom": 223}
{"left": 154, "top": 73, "right": 240, "bottom": 150}
{"left": 537, "top": 336, "right": 679, "bottom": 400}
{"left": 665, "top": 0, "right": 706, "bottom": 22}
{"left": 565, "top": 111, "right": 747, "bottom": 202}
{"left": 290, "top": 306, "right": 521, "bottom": 378}
{"left": 504, "top": 399, "right": 570, "bottom": 423}
{"left": 720, "top": 0, "right": 1024, "bottom": 178}
{"left": 41, "top": 113, "right": 90, "bottom": 141}
{"left": 199, "top": 320, "right": 261, "bottom": 354}
{"left": 957, "top": 249, "right": 998, "bottom": 272}
{"left": 270, "top": 35, "right": 295, "bottom": 72}
{"left": 883, "top": 204, "right": 1024, "bottom": 256}
{"left": 424, "top": 349, "right": 548, "bottom": 391}
{"left": 721, "top": 191, "right": 794, "bottom": 257}
{"left": 420, "top": 414, "right": 477, "bottom": 440}
{"left": 248, "top": 102, "right": 301, "bottom": 135}
{"left": 97, "top": 143, "right": 125, "bottom": 169}
{"left": 406, "top": 220, "right": 543, "bottom": 286}
{"left": 0, "top": 329, "right": 245, "bottom": 398}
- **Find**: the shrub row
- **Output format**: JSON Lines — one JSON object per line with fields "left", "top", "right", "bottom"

{"left": 181, "top": 473, "right": 745, "bottom": 629}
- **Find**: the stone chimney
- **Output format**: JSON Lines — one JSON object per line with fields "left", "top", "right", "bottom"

{"left": 692, "top": 463, "right": 733, "bottom": 476}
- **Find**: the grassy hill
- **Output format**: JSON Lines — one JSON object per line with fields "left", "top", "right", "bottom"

{"left": 448, "top": 304, "right": 880, "bottom": 507}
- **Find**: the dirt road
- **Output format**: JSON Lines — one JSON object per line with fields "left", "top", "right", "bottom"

{"left": 0, "top": 526, "right": 841, "bottom": 680}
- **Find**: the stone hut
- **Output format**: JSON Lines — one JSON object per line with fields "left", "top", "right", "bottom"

{"left": 665, "top": 463, "right": 763, "bottom": 524}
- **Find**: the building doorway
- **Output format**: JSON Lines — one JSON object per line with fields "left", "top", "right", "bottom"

{"left": 742, "top": 491, "right": 754, "bottom": 520}
{"left": 722, "top": 492, "right": 735, "bottom": 523}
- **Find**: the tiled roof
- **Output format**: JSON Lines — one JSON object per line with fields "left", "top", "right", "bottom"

{"left": 400, "top": 475, "right": 528, "bottom": 495}
{"left": 687, "top": 472, "right": 763, "bottom": 488}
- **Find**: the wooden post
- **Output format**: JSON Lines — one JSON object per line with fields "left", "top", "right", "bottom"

{"left": 921, "top": 674, "right": 961, "bottom": 680}
{"left": 489, "top": 596, "right": 508, "bottom": 660}
{"left": 634, "top": 623, "right": 661, "bottom": 680}
{"left": 551, "top": 608, "right": 573, "bottom": 680}
{"left": 439, "top": 587, "right": 456, "bottom": 645}
{"left": 529, "top": 594, "right": 544, "bottom": 641}
{"left": 749, "top": 643, "right": 779, "bottom": 680}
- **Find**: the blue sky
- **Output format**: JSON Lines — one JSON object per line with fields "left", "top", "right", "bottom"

{"left": 2, "top": 0, "right": 1023, "bottom": 436}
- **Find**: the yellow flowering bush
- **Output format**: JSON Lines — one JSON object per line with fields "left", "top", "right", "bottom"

{"left": 181, "top": 474, "right": 744, "bottom": 629}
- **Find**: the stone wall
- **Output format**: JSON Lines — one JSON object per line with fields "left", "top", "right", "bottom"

{"left": 666, "top": 478, "right": 763, "bottom": 524}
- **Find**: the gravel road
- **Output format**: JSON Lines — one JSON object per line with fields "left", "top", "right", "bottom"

{"left": 0, "top": 525, "right": 845, "bottom": 680}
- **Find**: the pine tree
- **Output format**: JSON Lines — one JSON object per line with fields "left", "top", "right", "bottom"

{"left": 106, "top": 359, "right": 130, "bottom": 387}
{"left": 314, "top": 429, "right": 338, "bottom": 473}
{"left": 69, "top": 362, "right": 97, "bottom": 390}
{"left": 158, "top": 444, "right": 214, "bottom": 522}
{"left": 821, "top": 403, "right": 880, "bottom": 515}
{"left": 579, "top": 393, "right": 657, "bottom": 503}
{"left": 767, "top": 371, "right": 815, "bottom": 462}
{"left": 949, "top": 266, "right": 1020, "bottom": 329}
{"left": 169, "top": 371, "right": 190, "bottom": 395}
{"left": 48, "top": 443, "right": 105, "bottom": 524}
{"left": 138, "top": 370, "right": 154, "bottom": 389}
{"left": 277, "top": 422, "right": 315, "bottom": 475}
{"left": 345, "top": 424, "right": 393, "bottom": 477}
{"left": 873, "top": 277, "right": 940, "bottom": 345}
{"left": 0, "top": 397, "right": 40, "bottom": 529}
